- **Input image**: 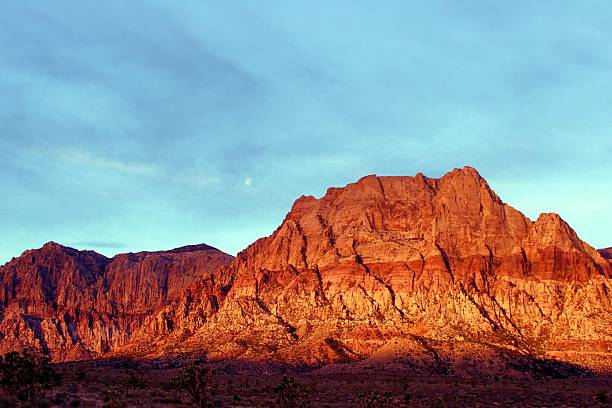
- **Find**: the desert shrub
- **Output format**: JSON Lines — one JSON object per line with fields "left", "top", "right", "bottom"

{"left": 596, "top": 391, "right": 608, "bottom": 404}
{"left": 356, "top": 390, "right": 392, "bottom": 407}
{"left": 50, "top": 392, "right": 66, "bottom": 405}
{"left": 0, "top": 394, "right": 18, "bottom": 408}
{"left": 272, "top": 377, "right": 310, "bottom": 408}
{"left": 69, "top": 398, "right": 82, "bottom": 407}
{"left": 123, "top": 369, "right": 146, "bottom": 396}
{"left": 0, "top": 350, "right": 61, "bottom": 403}
{"left": 430, "top": 398, "right": 444, "bottom": 408}
{"left": 102, "top": 400, "right": 126, "bottom": 408}
{"left": 402, "top": 389, "right": 412, "bottom": 406}
{"left": 28, "top": 397, "right": 51, "bottom": 408}
{"left": 170, "top": 361, "right": 215, "bottom": 407}
{"left": 74, "top": 367, "right": 93, "bottom": 392}
{"left": 103, "top": 387, "right": 125, "bottom": 408}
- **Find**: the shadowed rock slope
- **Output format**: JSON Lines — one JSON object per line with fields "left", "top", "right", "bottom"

{"left": 600, "top": 247, "right": 612, "bottom": 260}
{"left": 118, "top": 167, "right": 611, "bottom": 371}
{"left": 0, "top": 243, "right": 232, "bottom": 361}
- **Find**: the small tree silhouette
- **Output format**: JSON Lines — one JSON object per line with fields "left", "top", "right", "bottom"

{"left": 123, "top": 369, "right": 146, "bottom": 404}
{"left": 171, "top": 361, "right": 214, "bottom": 407}
{"left": 272, "top": 376, "right": 309, "bottom": 408}
{"left": 75, "top": 367, "right": 92, "bottom": 392}
{"left": 0, "top": 350, "right": 61, "bottom": 403}
{"left": 402, "top": 382, "right": 412, "bottom": 407}
{"left": 103, "top": 386, "right": 125, "bottom": 408}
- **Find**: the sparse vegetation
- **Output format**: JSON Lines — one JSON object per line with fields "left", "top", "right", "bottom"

{"left": 124, "top": 368, "right": 146, "bottom": 395}
{"left": 272, "top": 376, "right": 310, "bottom": 408}
{"left": 356, "top": 390, "right": 392, "bottom": 407}
{"left": 0, "top": 350, "right": 61, "bottom": 405}
{"left": 170, "top": 360, "right": 215, "bottom": 407}
{"left": 0, "top": 356, "right": 607, "bottom": 407}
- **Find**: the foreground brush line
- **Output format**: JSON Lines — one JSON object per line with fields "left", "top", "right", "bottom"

{"left": 0, "top": 358, "right": 608, "bottom": 407}
{"left": 0, "top": 350, "right": 62, "bottom": 407}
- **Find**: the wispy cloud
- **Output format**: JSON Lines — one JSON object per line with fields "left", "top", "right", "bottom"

{"left": 171, "top": 174, "right": 221, "bottom": 189}
{"left": 57, "top": 149, "right": 159, "bottom": 176}
{"left": 54, "top": 148, "right": 221, "bottom": 190}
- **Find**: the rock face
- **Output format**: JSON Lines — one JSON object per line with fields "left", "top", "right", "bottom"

{"left": 0, "top": 243, "right": 232, "bottom": 361}
{"left": 600, "top": 247, "right": 612, "bottom": 260}
{"left": 2, "top": 167, "right": 611, "bottom": 370}
{"left": 123, "top": 167, "right": 611, "bottom": 367}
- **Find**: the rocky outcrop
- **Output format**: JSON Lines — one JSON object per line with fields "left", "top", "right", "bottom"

{"left": 2, "top": 167, "right": 611, "bottom": 370}
{"left": 123, "top": 167, "right": 611, "bottom": 366}
{"left": 600, "top": 247, "right": 612, "bottom": 260}
{"left": 0, "top": 243, "right": 232, "bottom": 361}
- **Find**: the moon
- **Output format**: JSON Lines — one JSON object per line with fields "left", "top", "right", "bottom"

{"left": 244, "top": 177, "right": 253, "bottom": 187}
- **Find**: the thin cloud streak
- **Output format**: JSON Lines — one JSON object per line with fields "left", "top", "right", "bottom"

{"left": 57, "top": 149, "right": 159, "bottom": 176}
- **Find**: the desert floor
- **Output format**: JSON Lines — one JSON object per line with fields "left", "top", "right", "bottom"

{"left": 5, "top": 358, "right": 610, "bottom": 408}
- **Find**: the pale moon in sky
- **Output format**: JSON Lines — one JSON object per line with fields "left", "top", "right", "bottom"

{"left": 244, "top": 177, "right": 253, "bottom": 187}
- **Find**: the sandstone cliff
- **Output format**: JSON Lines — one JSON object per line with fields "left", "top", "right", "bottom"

{"left": 123, "top": 167, "right": 611, "bottom": 369}
{"left": 0, "top": 243, "right": 232, "bottom": 361}
{"left": 2, "top": 167, "right": 611, "bottom": 372}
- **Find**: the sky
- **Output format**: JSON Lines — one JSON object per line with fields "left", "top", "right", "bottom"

{"left": 1, "top": 1, "right": 611, "bottom": 264}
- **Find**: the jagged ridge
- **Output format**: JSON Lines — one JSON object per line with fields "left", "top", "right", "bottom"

{"left": 119, "top": 167, "right": 611, "bottom": 369}
{"left": 0, "top": 242, "right": 233, "bottom": 361}
{"left": 1, "top": 167, "right": 611, "bottom": 372}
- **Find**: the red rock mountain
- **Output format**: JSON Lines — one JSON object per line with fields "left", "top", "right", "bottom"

{"left": 118, "top": 167, "right": 611, "bottom": 371}
{"left": 0, "top": 243, "right": 232, "bottom": 361}
{"left": 600, "top": 247, "right": 612, "bottom": 260}
{"left": 2, "top": 167, "right": 611, "bottom": 372}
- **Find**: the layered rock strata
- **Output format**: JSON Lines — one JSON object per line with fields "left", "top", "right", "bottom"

{"left": 126, "top": 167, "right": 611, "bottom": 365}
{"left": 2, "top": 167, "right": 611, "bottom": 369}
{"left": 0, "top": 243, "right": 232, "bottom": 360}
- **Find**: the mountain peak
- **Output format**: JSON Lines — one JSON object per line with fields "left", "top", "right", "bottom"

{"left": 0, "top": 168, "right": 610, "bottom": 368}
{"left": 41, "top": 241, "right": 67, "bottom": 251}
{"left": 528, "top": 212, "right": 582, "bottom": 249}
{"left": 449, "top": 165, "right": 482, "bottom": 178}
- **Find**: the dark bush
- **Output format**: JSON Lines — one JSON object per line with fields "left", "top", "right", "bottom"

{"left": 0, "top": 350, "right": 61, "bottom": 403}
{"left": 170, "top": 361, "right": 215, "bottom": 407}
{"left": 272, "top": 376, "right": 310, "bottom": 408}
{"left": 69, "top": 398, "right": 82, "bottom": 407}
{"left": 596, "top": 391, "right": 608, "bottom": 404}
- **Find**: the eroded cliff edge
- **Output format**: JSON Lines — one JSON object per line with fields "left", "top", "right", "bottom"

{"left": 2, "top": 167, "right": 610, "bottom": 372}
{"left": 0, "top": 243, "right": 232, "bottom": 360}
{"left": 121, "top": 167, "right": 611, "bottom": 371}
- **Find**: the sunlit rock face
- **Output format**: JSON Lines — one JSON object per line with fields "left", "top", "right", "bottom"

{"left": 0, "top": 242, "right": 232, "bottom": 361}
{"left": 2, "top": 167, "right": 611, "bottom": 369}
{"left": 126, "top": 167, "right": 610, "bottom": 366}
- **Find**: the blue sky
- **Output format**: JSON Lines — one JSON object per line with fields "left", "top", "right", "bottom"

{"left": 1, "top": 1, "right": 611, "bottom": 263}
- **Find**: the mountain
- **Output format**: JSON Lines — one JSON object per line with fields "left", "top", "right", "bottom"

{"left": 0, "top": 242, "right": 232, "bottom": 361}
{"left": 600, "top": 247, "right": 612, "bottom": 260}
{"left": 116, "top": 167, "right": 611, "bottom": 373}
{"left": 2, "top": 167, "right": 611, "bottom": 374}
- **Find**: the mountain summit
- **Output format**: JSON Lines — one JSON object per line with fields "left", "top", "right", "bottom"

{"left": 1, "top": 168, "right": 610, "bottom": 373}
{"left": 119, "top": 167, "right": 611, "bottom": 370}
{"left": 0, "top": 243, "right": 232, "bottom": 360}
